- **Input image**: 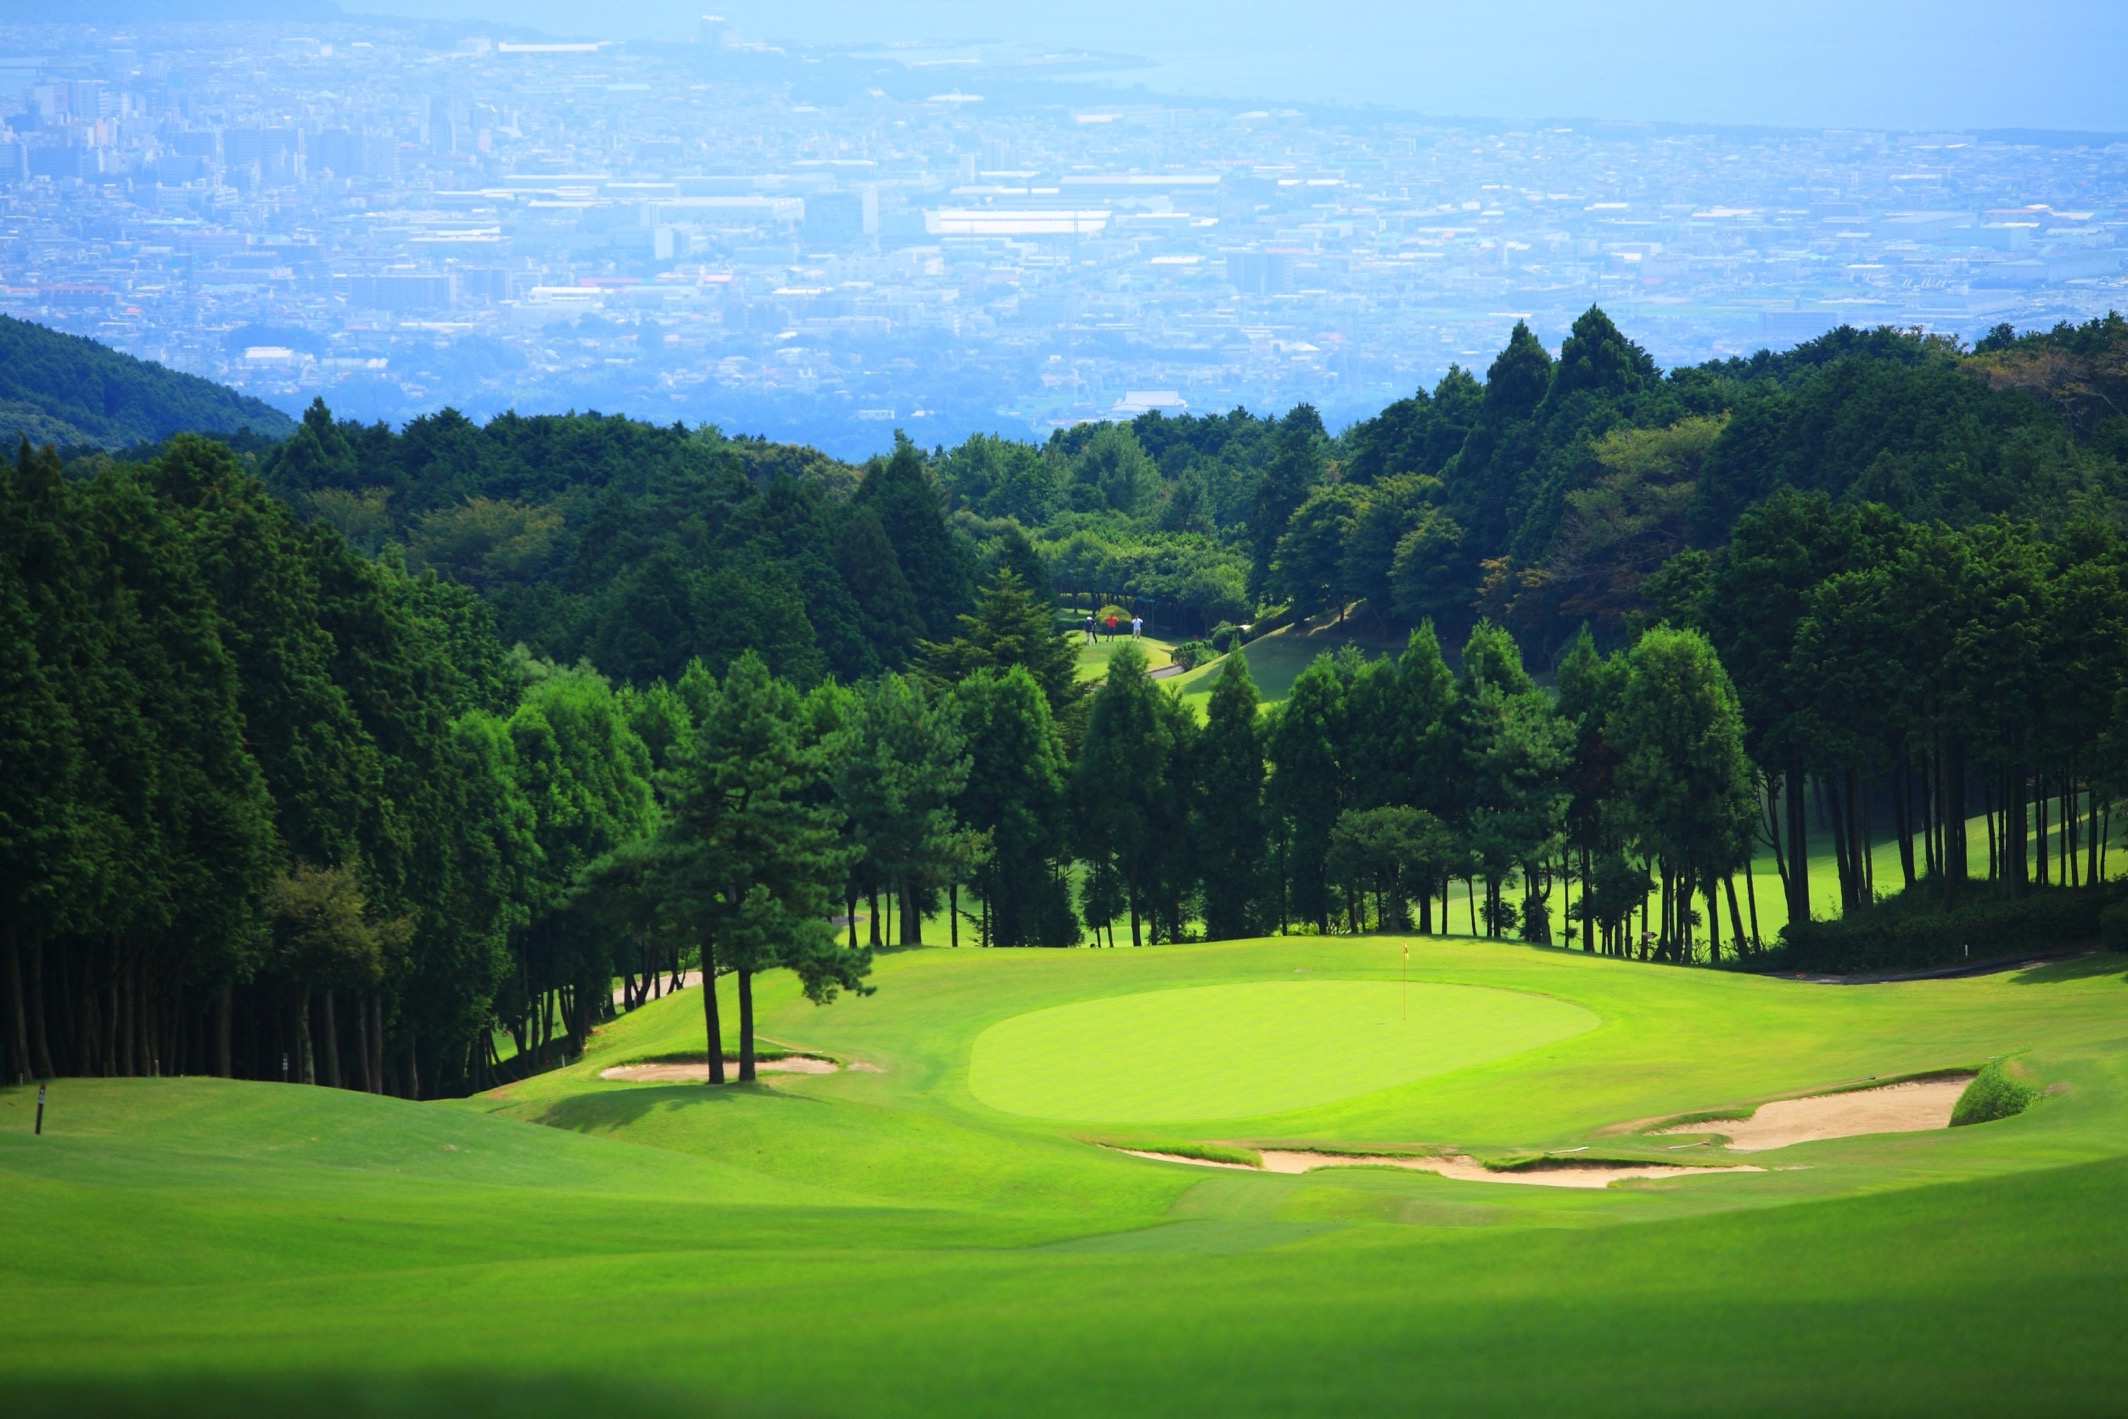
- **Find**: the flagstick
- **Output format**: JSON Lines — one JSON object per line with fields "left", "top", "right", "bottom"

{"left": 1402, "top": 944, "right": 1408, "bottom": 1021}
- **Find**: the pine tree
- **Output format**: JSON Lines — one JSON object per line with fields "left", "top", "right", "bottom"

{"left": 920, "top": 566, "right": 1084, "bottom": 722}
{"left": 660, "top": 652, "right": 864, "bottom": 1081}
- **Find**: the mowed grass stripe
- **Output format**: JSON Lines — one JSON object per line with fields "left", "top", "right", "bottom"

{"left": 967, "top": 980, "right": 1599, "bottom": 1122}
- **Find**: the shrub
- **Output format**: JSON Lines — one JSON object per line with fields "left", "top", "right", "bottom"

{"left": 1170, "top": 639, "right": 1218, "bottom": 671}
{"left": 2101, "top": 901, "right": 2128, "bottom": 953}
{"left": 1950, "top": 1059, "right": 2039, "bottom": 1127}
{"left": 1776, "top": 881, "right": 2115, "bottom": 974}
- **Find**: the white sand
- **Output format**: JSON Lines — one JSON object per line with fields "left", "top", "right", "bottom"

{"left": 1113, "top": 1146, "right": 1759, "bottom": 1189}
{"left": 1656, "top": 1076, "right": 1971, "bottom": 1151}
{"left": 599, "top": 1055, "right": 838, "bottom": 1082}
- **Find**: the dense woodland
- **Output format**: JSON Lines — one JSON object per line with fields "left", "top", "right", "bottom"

{"left": 6, "top": 309, "right": 2128, "bottom": 1092}
{"left": 0, "top": 314, "right": 295, "bottom": 451}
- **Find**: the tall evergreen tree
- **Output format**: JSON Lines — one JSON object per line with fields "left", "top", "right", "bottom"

{"left": 948, "top": 667, "right": 1074, "bottom": 946}
{"left": 659, "top": 652, "right": 865, "bottom": 1082}
{"left": 1072, "top": 643, "right": 1183, "bottom": 947}
{"left": 1195, "top": 654, "right": 1269, "bottom": 941}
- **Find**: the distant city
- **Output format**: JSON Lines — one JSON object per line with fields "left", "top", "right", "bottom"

{"left": 3, "top": 11, "right": 2125, "bottom": 456}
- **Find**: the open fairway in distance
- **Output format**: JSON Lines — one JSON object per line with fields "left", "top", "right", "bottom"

{"left": 5, "top": 934, "right": 2126, "bottom": 1417}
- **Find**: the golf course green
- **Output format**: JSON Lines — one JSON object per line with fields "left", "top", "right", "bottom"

{"left": 969, "top": 979, "right": 1598, "bottom": 1121}
{"left": 5, "top": 934, "right": 2126, "bottom": 1416}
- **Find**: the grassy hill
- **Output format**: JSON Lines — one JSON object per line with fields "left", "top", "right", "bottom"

{"left": 0, "top": 316, "right": 293, "bottom": 450}
{"left": 5, "top": 934, "right": 2125, "bottom": 1414}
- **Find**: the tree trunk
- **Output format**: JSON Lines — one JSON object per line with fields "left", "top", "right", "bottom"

{"left": 701, "top": 938, "right": 725, "bottom": 1085}
{"left": 1857, "top": 767, "right": 1874, "bottom": 903}
{"left": 2064, "top": 776, "right": 2080, "bottom": 888}
{"left": 1744, "top": 862, "right": 1762, "bottom": 951}
{"left": 3, "top": 926, "right": 29, "bottom": 1085}
{"left": 1784, "top": 766, "right": 1810, "bottom": 928}
{"left": 369, "top": 993, "right": 385, "bottom": 1095}
{"left": 405, "top": 1035, "right": 421, "bottom": 1101}
{"left": 352, "top": 992, "right": 374, "bottom": 1094}
{"left": 901, "top": 881, "right": 922, "bottom": 946}
{"left": 1820, "top": 775, "right": 1851, "bottom": 913}
{"left": 949, "top": 882, "right": 960, "bottom": 948}
{"left": 296, "top": 987, "right": 316, "bottom": 1085}
{"left": 1724, "top": 874, "right": 1747, "bottom": 957}
{"left": 737, "top": 969, "right": 756, "bottom": 1083}
{"left": 26, "top": 937, "right": 53, "bottom": 1080}
{"left": 215, "top": 982, "right": 232, "bottom": 1079}
{"left": 322, "top": 988, "right": 344, "bottom": 1090}
{"left": 2008, "top": 761, "right": 2025, "bottom": 893}
{"left": 2091, "top": 792, "right": 2106, "bottom": 886}
{"left": 1704, "top": 877, "right": 1722, "bottom": 965}
{"left": 1943, "top": 738, "right": 1968, "bottom": 896}
{"left": 1893, "top": 754, "right": 1917, "bottom": 891}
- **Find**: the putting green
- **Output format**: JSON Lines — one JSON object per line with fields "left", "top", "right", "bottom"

{"left": 967, "top": 979, "right": 1600, "bottom": 1122}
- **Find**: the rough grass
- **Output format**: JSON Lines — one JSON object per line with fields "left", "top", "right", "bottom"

{"left": 5, "top": 937, "right": 2127, "bottom": 1415}
{"left": 1100, "top": 1139, "right": 1265, "bottom": 1167}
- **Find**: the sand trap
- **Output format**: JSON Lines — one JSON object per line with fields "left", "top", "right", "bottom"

{"left": 599, "top": 1055, "right": 839, "bottom": 1082}
{"left": 1655, "top": 1075, "right": 1972, "bottom": 1151}
{"left": 1113, "top": 1147, "right": 1759, "bottom": 1189}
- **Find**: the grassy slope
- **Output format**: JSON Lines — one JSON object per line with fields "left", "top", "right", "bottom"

{"left": 1074, "top": 631, "right": 1178, "bottom": 682}
{"left": 1167, "top": 617, "right": 1403, "bottom": 718}
{"left": 4, "top": 937, "right": 2126, "bottom": 1416}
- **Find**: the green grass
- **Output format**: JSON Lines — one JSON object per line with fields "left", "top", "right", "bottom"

{"left": 968, "top": 979, "right": 1597, "bottom": 1122}
{"left": 1167, "top": 617, "right": 1403, "bottom": 717}
{"left": 1074, "top": 631, "right": 1177, "bottom": 682}
{"left": 5, "top": 934, "right": 2127, "bottom": 1415}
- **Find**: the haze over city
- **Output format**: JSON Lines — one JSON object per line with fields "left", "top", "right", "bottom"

{"left": 1, "top": 1, "right": 2124, "bottom": 453}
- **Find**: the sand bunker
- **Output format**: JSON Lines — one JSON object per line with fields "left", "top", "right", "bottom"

{"left": 1114, "top": 1147, "right": 1759, "bottom": 1189}
{"left": 1655, "top": 1075, "right": 1972, "bottom": 1151}
{"left": 599, "top": 1055, "right": 839, "bottom": 1082}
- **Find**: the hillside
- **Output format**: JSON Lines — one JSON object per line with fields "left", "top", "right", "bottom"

{"left": 0, "top": 316, "right": 294, "bottom": 450}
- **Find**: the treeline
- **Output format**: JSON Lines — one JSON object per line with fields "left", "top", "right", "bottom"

{"left": 2, "top": 437, "right": 517, "bottom": 1094}
{"left": 254, "top": 311, "right": 2128, "bottom": 701}
{"left": 937, "top": 311, "right": 2124, "bottom": 654}
{"left": 1654, "top": 488, "right": 2128, "bottom": 932}
{"left": 0, "top": 433, "right": 885, "bottom": 1093}
{"left": 261, "top": 402, "right": 1001, "bottom": 688}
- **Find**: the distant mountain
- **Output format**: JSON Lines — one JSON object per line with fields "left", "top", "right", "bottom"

{"left": 7, "top": 1, "right": 344, "bottom": 20}
{"left": 0, "top": 317, "right": 294, "bottom": 451}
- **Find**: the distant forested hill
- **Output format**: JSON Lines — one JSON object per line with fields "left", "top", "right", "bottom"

{"left": 255, "top": 310, "right": 2128, "bottom": 686}
{"left": 262, "top": 402, "right": 986, "bottom": 686}
{"left": 0, "top": 316, "right": 295, "bottom": 450}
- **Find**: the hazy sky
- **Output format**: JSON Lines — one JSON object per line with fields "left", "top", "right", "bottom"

{"left": 356, "top": 0, "right": 2128, "bottom": 133}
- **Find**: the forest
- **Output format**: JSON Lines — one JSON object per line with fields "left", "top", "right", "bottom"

{"left": 0, "top": 313, "right": 295, "bottom": 451}
{"left": 5, "top": 308, "right": 2128, "bottom": 1093}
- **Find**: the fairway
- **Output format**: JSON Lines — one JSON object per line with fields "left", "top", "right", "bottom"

{"left": 7, "top": 934, "right": 2128, "bottom": 1417}
{"left": 969, "top": 980, "right": 1598, "bottom": 1121}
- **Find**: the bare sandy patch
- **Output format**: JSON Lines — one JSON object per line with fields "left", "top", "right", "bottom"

{"left": 599, "top": 1055, "right": 838, "bottom": 1082}
{"left": 1656, "top": 1075, "right": 1972, "bottom": 1151}
{"left": 1111, "top": 1146, "right": 1758, "bottom": 1189}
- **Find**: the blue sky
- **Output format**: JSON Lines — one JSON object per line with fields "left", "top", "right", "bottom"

{"left": 363, "top": 0, "right": 2128, "bottom": 132}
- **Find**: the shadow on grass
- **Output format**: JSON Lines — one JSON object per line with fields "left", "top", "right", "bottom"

{"left": 2005, "top": 953, "right": 2126, "bottom": 986}
{"left": 6, "top": 1373, "right": 744, "bottom": 1419}
{"left": 530, "top": 1080, "right": 824, "bottom": 1135}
